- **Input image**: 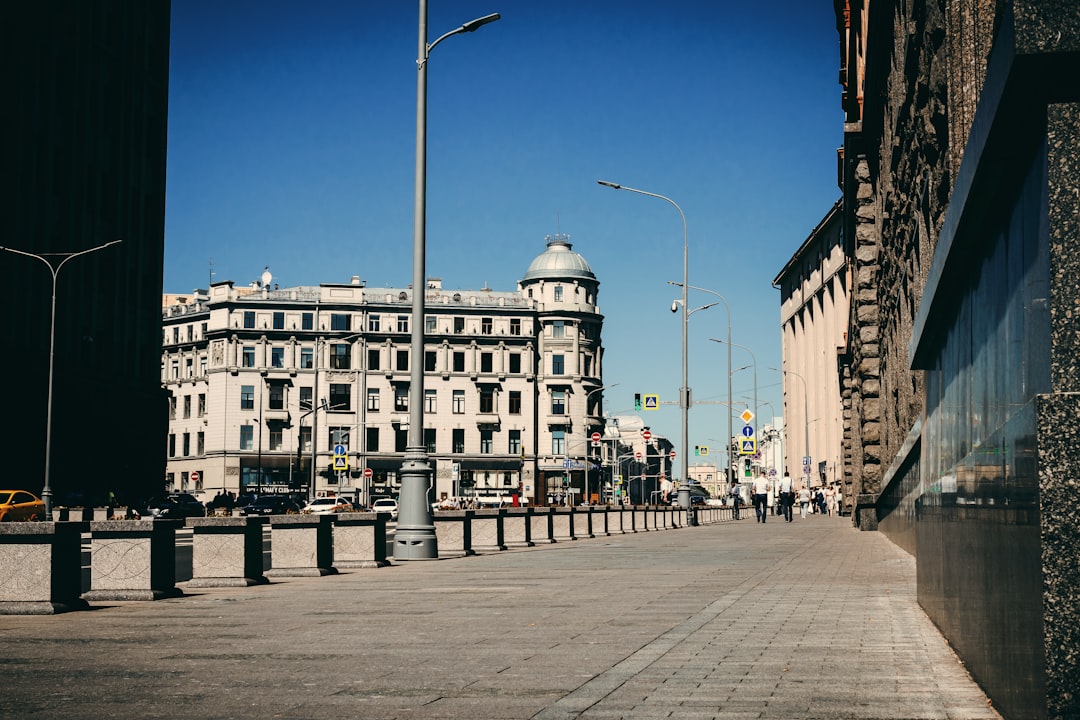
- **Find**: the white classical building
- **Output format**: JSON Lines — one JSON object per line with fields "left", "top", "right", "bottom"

{"left": 161, "top": 237, "right": 605, "bottom": 506}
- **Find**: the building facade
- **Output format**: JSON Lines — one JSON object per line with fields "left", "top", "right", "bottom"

{"left": 3, "top": 0, "right": 172, "bottom": 507}
{"left": 161, "top": 237, "right": 605, "bottom": 506}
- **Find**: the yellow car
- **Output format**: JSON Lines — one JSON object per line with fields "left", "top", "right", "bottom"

{"left": 0, "top": 490, "right": 46, "bottom": 522}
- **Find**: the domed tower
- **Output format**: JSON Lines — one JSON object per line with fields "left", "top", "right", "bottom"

{"left": 519, "top": 235, "right": 606, "bottom": 504}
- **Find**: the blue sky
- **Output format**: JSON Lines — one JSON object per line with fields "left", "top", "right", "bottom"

{"left": 165, "top": 0, "right": 842, "bottom": 469}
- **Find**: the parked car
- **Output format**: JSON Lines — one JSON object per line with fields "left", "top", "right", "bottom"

{"left": 240, "top": 495, "right": 302, "bottom": 516}
{"left": 143, "top": 493, "right": 206, "bottom": 519}
{"left": 303, "top": 497, "right": 354, "bottom": 514}
{"left": 0, "top": 490, "right": 45, "bottom": 522}
{"left": 371, "top": 497, "right": 399, "bottom": 520}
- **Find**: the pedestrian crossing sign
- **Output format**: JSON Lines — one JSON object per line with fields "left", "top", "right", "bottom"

{"left": 333, "top": 455, "right": 349, "bottom": 471}
{"left": 643, "top": 394, "right": 659, "bottom": 410}
{"left": 738, "top": 438, "right": 757, "bottom": 456}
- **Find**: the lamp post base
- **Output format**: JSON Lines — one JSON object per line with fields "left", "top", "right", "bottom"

{"left": 394, "top": 449, "right": 439, "bottom": 560}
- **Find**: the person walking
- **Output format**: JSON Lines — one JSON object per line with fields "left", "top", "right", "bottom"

{"left": 729, "top": 480, "right": 741, "bottom": 520}
{"left": 752, "top": 473, "right": 770, "bottom": 523}
{"left": 778, "top": 470, "right": 794, "bottom": 522}
{"left": 798, "top": 485, "right": 811, "bottom": 519}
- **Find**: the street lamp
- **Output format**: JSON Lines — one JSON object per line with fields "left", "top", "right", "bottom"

{"left": 597, "top": 180, "right": 695, "bottom": 515}
{"left": 1, "top": 239, "right": 122, "bottom": 519}
{"left": 770, "top": 367, "right": 809, "bottom": 485}
{"left": 711, "top": 338, "right": 757, "bottom": 450}
{"left": 399, "top": 2, "right": 500, "bottom": 560}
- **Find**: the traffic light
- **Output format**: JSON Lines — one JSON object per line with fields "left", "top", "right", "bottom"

{"left": 694, "top": 446, "right": 700, "bottom": 456}
{"left": 743, "top": 458, "right": 752, "bottom": 477}
{"left": 634, "top": 393, "right": 642, "bottom": 411}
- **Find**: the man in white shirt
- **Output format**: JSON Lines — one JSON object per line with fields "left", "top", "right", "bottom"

{"left": 752, "top": 473, "right": 770, "bottom": 523}
{"left": 778, "top": 471, "right": 794, "bottom": 522}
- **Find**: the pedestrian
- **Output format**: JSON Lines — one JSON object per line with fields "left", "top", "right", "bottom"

{"left": 826, "top": 485, "right": 837, "bottom": 517}
{"left": 815, "top": 488, "right": 826, "bottom": 515}
{"left": 752, "top": 473, "right": 770, "bottom": 523}
{"left": 798, "top": 485, "right": 811, "bottom": 519}
{"left": 836, "top": 487, "right": 844, "bottom": 517}
{"left": 778, "top": 470, "right": 794, "bottom": 522}
{"left": 661, "top": 476, "right": 674, "bottom": 504}
{"left": 729, "top": 480, "right": 741, "bottom": 520}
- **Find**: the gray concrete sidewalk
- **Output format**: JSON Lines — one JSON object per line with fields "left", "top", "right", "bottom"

{"left": 0, "top": 516, "right": 1000, "bottom": 720}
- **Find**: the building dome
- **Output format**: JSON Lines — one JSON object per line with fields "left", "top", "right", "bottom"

{"left": 521, "top": 236, "right": 596, "bottom": 282}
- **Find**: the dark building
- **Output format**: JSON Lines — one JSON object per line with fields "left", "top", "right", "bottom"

{"left": 835, "top": 1, "right": 1080, "bottom": 718}
{"left": 2, "top": 2, "right": 172, "bottom": 507}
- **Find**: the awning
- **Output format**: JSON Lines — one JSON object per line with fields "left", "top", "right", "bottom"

{"left": 458, "top": 459, "right": 523, "bottom": 471}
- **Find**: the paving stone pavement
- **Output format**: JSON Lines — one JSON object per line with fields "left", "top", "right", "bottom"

{"left": 0, "top": 514, "right": 1001, "bottom": 720}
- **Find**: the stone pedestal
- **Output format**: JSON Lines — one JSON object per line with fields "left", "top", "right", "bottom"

{"left": 502, "top": 508, "right": 532, "bottom": 548}
{"left": 529, "top": 507, "right": 554, "bottom": 544}
{"left": 572, "top": 507, "right": 593, "bottom": 539}
{"left": 185, "top": 516, "right": 268, "bottom": 587}
{"left": 0, "top": 521, "right": 88, "bottom": 614}
{"left": 551, "top": 507, "right": 574, "bottom": 542}
{"left": 83, "top": 519, "right": 183, "bottom": 601}
{"left": 266, "top": 514, "right": 337, "bottom": 577}
{"left": 633, "top": 506, "right": 648, "bottom": 531}
{"left": 332, "top": 513, "right": 389, "bottom": 568}
{"left": 433, "top": 510, "right": 473, "bottom": 558}
{"left": 471, "top": 509, "right": 506, "bottom": 553}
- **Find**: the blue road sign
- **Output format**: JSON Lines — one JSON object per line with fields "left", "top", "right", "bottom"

{"left": 741, "top": 425, "right": 754, "bottom": 438}
{"left": 333, "top": 444, "right": 346, "bottom": 457}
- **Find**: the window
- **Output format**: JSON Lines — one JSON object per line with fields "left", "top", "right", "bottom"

{"left": 480, "top": 429, "right": 493, "bottom": 454}
{"left": 454, "top": 317, "right": 465, "bottom": 334}
{"left": 300, "top": 347, "right": 313, "bottom": 369}
{"left": 169, "top": 396, "right": 176, "bottom": 420}
{"left": 509, "top": 353, "right": 521, "bottom": 374}
{"left": 300, "top": 386, "right": 312, "bottom": 410}
{"left": 424, "top": 389, "right": 436, "bottom": 413}
{"left": 185, "top": 358, "right": 193, "bottom": 377}
{"left": 272, "top": 312, "right": 284, "bottom": 330}
{"left": 509, "top": 429, "right": 521, "bottom": 455}
{"left": 481, "top": 317, "right": 493, "bottom": 335}
{"left": 269, "top": 383, "right": 285, "bottom": 410}
{"left": 452, "top": 428, "right": 465, "bottom": 454}
{"left": 368, "top": 348, "right": 380, "bottom": 370}
{"left": 552, "top": 354, "right": 565, "bottom": 375}
{"left": 452, "top": 390, "right": 465, "bottom": 414}
{"left": 395, "top": 427, "right": 408, "bottom": 452}
{"left": 552, "top": 321, "right": 565, "bottom": 338}
{"left": 368, "top": 314, "right": 380, "bottom": 332}
{"left": 551, "top": 390, "right": 565, "bottom": 415}
{"left": 329, "top": 427, "right": 350, "bottom": 451}
{"left": 394, "top": 386, "right": 408, "bottom": 411}
{"left": 331, "top": 314, "right": 350, "bottom": 331}
{"left": 480, "top": 388, "right": 495, "bottom": 413}
{"left": 171, "top": 360, "right": 179, "bottom": 379}
{"left": 425, "top": 351, "right": 437, "bottom": 372}
{"left": 552, "top": 430, "right": 565, "bottom": 455}
{"left": 453, "top": 351, "right": 465, "bottom": 372}
{"left": 301, "top": 313, "right": 313, "bottom": 330}
{"left": 186, "top": 325, "right": 193, "bottom": 342}
{"left": 396, "top": 350, "right": 409, "bottom": 371}
{"left": 200, "top": 356, "right": 208, "bottom": 376}
{"left": 509, "top": 391, "right": 521, "bottom": 414}
{"left": 271, "top": 347, "right": 285, "bottom": 368}
{"left": 554, "top": 286, "right": 563, "bottom": 302}
{"left": 330, "top": 344, "right": 350, "bottom": 369}
{"left": 367, "top": 388, "right": 380, "bottom": 412}
{"left": 242, "top": 346, "right": 255, "bottom": 367}
{"left": 477, "top": 352, "right": 491, "bottom": 373}
{"left": 197, "top": 431, "right": 205, "bottom": 455}
{"left": 329, "top": 383, "right": 351, "bottom": 411}
{"left": 183, "top": 395, "right": 191, "bottom": 419}
{"left": 425, "top": 315, "right": 437, "bottom": 333}
{"left": 425, "top": 428, "right": 436, "bottom": 454}
{"left": 396, "top": 315, "right": 409, "bottom": 333}
{"left": 366, "top": 427, "right": 379, "bottom": 453}
{"left": 240, "top": 385, "right": 254, "bottom": 410}
{"left": 510, "top": 318, "right": 521, "bottom": 336}
{"left": 300, "top": 427, "right": 311, "bottom": 452}
{"left": 201, "top": 322, "right": 208, "bottom": 338}
{"left": 269, "top": 426, "right": 283, "bottom": 451}
{"left": 198, "top": 393, "right": 206, "bottom": 417}
{"left": 243, "top": 311, "right": 255, "bottom": 329}
{"left": 240, "top": 425, "right": 253, "bottom": 450}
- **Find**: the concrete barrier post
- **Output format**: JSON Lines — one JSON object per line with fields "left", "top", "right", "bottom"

{"left": 0, "top": 521, "right": 88, "bottom": 614}
{"left": 529, "top": 507, "right": 554, "bottom": 544}
{"left": 332, "top": 512, "right": 389, "bottom": 568}
{"left": 83, "top": 519, "right": 183, "bottom": 601}
{"left": 503, "top": 507, "right": 532, "bottom": 548}
{"left": 552, "top": 507, "right": 574, "bottom": 542}
{"left": 266, "top": 514, "right": 337, "bottom": 577}
{"left": 572, "top": 506, "right": 593, "bottom": 539}
{"left": 186, "top": 516, "right": 268, "bottom": 586}
{"left": 471, "top": 508, "right": 506, "bottom": 553}
{"left": 433, "top": 510, "right": 474, "bottom": 558}
{"left": 633, "top": 505, "right": 648, "bottom": 531}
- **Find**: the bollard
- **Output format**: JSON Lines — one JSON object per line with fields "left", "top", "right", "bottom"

{"left": 332, "top": 512, "right": 389, "bottom": 568}
{"left": 0, "top": 521, "right": 88, "bottom": 614}
{"left": 502, "top": 507, "right": 532, "bottom": 548}
{"left": 529, "top": 507, "right": 554, "bottom": 544}
{"left": 433, "top": 510, "right": 474, "bottom": 558}
{"left": 266, "top": 514, "right": 337, "bottom": 577}
{"left": 83, "top": 519, "right": 183, "bottom": 601}
{"left": 186, "top": 516, "right": 268, "bottom": 586}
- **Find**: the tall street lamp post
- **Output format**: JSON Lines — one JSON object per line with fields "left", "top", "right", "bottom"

{"left": 399, "top": 2, "right": 500, "bottom": 560}
{"left": 711, "top": 338, "right": 757, "bottom": 450}
{"left": 1, "top": 239, "right": 122, "bottom": 519}
{"left": 597, "top": 180, "right": 695, "bottom": 515}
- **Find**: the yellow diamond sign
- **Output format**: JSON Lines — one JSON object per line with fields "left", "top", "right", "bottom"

{"left": 740, "top": 409, "right": 754, "bottom": 424}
